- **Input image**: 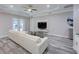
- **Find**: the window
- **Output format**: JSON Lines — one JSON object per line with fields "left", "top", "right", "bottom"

{"left": 13, "top": 18, "right": 24, "bottom": 31}
{"left": 20, "top": 19, "right": 24, "bottom": 31}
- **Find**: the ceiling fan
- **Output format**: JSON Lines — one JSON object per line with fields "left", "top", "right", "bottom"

{"left": 23, "top": 4, "right": 37, "bottom": 12}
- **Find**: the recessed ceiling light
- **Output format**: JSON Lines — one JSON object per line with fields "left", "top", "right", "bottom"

{"left": 10, "top": 5, "right": 14, "bottom": 8}
{"left": 46, "top": 4, "right": 50, "bottom": 8}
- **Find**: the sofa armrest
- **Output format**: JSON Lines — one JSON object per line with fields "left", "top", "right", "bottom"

{"left": 37, "top": 37, "right": 48, "bottom": 54}
{"left": 37, "top": 37, "right": 48, "bottom": 46}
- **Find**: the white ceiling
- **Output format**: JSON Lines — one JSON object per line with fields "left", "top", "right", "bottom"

{"left": 0, "top": 4, "right": 73, "bottom": 17}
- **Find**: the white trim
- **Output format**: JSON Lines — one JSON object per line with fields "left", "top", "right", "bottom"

{"left": 48, "top": 34, "right": 69, "bottom": 39}
{"left": 0, "top": 35, "right": 8, "bottom": 39}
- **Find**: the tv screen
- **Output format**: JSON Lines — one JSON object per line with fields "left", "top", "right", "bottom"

{"left": 38, "top": 22, "right": 47, "bottom": 29}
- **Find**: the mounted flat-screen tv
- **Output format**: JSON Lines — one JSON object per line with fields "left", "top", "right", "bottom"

{"left": 38, "top": 22, "right": 47, "bottom": 29}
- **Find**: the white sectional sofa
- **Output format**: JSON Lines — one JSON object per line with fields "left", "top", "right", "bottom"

{"left": 8, "top": 30, "right": 48, "bottom": 54}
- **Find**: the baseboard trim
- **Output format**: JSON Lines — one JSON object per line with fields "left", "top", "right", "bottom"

{"left": 0, "top": 35, "right": 8, "bottom": 39}
{"left": 48, "top": 34, "right": 70, "bottom": 39}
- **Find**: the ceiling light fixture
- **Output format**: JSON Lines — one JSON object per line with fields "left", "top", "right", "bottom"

{"left": 46, "top": 4, "right": 50, "bottom": 8}
{"left": 10, "top": 5, "right": 14, "bottom": 8}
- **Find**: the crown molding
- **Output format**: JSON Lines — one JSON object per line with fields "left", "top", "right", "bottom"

{"left": 32, "top": 8, "right": 73, "bottom": 17}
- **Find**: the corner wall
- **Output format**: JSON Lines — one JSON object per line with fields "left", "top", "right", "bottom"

{"left": 0, "top": 13, "right": 30, "bottom": 38}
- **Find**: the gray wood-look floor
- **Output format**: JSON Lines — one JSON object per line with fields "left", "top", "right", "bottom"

{"left": 0, "top": 35, "right": 77, "bottom": 54}
{"left": 47, "top": 35, "right": 76, "bottom": 54}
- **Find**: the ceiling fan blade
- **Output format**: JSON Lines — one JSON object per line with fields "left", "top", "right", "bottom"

{"left": 32, "top": 9, "right": 37, "bottom": 11}
{"left": 24, "top": 10, "right": 27, "bottom": 11}
{"left": 28, "top": 4, "right": 33, "bottom": 8}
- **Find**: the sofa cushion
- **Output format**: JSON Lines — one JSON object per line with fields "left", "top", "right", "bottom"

{"left": 20, "top": 31, "right": 28, "bottom": 34}
{"left": 9, "top": 30, "right": 41, "bottom": 43}
{"left": 25, "top": 34, "right": 41, "bottom": 43}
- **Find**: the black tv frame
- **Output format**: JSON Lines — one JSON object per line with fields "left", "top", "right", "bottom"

{"left": 38, "top": 22, "right": 47, "bottom": 29}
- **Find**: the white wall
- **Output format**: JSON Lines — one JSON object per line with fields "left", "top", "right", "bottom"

{"left": 73, "top": 5, "right": 79, "bottom": 35}
{"left": 30, "top": 11, "right": 73, "bottom": 38}
{"left": 73, "top": 5, "right": 79, "bottom": 51}
{"left": 30, "top": 18, "right": 48, "bottom": 32}
{"left": 0, "top": 13, "right": 30, "bottom": 38}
